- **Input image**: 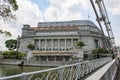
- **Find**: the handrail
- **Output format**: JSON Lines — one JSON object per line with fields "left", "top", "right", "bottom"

{"left": 0, "top": 57, "right": 112, "bottom": 80}
{"left": 86, "top": 59, "right": 117, "bottom": 80}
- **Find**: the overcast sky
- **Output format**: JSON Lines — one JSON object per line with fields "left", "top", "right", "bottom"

{"left": 0, "top": 0, "right": 120, "bottom": 50}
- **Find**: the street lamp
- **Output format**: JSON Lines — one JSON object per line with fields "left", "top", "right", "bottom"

{"left": 16, "top": 35, "right": 20, "bottom": 52}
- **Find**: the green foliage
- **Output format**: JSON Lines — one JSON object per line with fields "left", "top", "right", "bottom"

{"left": 77, "top": 41, "right": 85, "bottom": 49}
{"left": 0, "top": 0, "right": 18, "bottom": 20}
{"left": 2, "top": 50, "right": 26, "bottom": 59}
{"left": 8, "top": 0, "right": 18, "bottom": 11}
{"left": 27, "top": 44, "right": 35, "bottom": 50}
{"left": 92, "top": 48, "right": 109, "bottom": 54}
{"left": 5, "top": 39, "right": 17, "bottom": 50}
{"left": 4, "top": 31, "right": 12, "bottom": 36}
{"left": 92, "top": 48, "right": 109, "bottom": 59}
{"left": 0, "top": 30, "right": 11, "bottom": 36}
{"left": 92, "top": 49, "right": 97, "bottom": 54}
{"left": 0, "top": 0, "right": 18, "bottom": 37}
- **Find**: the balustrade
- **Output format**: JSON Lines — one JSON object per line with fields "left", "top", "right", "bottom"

{"left": 0, "top": 57, "right": 112, "bottom": 80}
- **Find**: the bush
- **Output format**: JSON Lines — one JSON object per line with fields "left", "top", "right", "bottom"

{"left": 2, "top": 50, "right": 26, "bottom": 59}
{"left": 92, "top": 48, "right": 109, "bottom": 54}
{"left": 27, "top": 44, "right": 35, "bottom": 50}
{"left": 77, "top": 41, "right": 85, "bottom": 49}
{"left": 92, "top": 48, "right": 109, "bottom": 59}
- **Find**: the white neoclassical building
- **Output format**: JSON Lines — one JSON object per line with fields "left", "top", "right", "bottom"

{"left": 18, "top": 20, "right": 104, "bottom": 61}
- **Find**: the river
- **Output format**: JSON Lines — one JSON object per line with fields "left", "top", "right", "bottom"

{"left": 0, "top": 64, "right": 49, "bottom": 77}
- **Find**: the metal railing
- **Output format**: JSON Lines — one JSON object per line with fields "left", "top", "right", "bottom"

{"left": 86, "top": 59, "right": 117, "bottom": 80}
{"left": 0, "top": 57, "right": 112, "bottom": 80}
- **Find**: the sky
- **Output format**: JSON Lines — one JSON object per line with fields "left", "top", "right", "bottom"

{"left": 0, "top": 0, "right": 120, "bottom": 50}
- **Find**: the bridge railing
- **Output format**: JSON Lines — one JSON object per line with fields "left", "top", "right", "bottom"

{"left": 86, "top": 59, "right": 117, "bottom": 80}
{"left": 0, "top": 57, "right": 112, "bottom": 80}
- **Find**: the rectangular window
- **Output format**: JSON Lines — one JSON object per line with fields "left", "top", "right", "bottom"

{"left": 41, "top": 56, "right": 47, "bottom": 61}
{"left": 34, "top": 39, "right": 39, "bottom": 50}
{"left": 94, "top": 39, "right": 99, "bottom": 48}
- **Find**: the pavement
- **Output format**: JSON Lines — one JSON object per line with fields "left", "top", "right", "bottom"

{"left": 116, "top": 64, "right": 120, "bottom": 80}
{"left": 116, "top": 53, "right": 120, "bottom": 80}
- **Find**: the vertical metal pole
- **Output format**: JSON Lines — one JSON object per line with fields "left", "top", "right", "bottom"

{"left": 21, "top": 73, "right": 27, "bottom": 80}
{"left": 95, "top": 0, "right": 116, "bottom": 54}
{"left": 77, "top": 64, "right": 81, "bottom": 80}
{"left": 90, "top": 0, "right": 108, "bottom": 49}
{"left": 16, "top": 36, "right": 19, "bottom": 52}
{"left": 59, "top": 67, "right": 64, "bottom": 80}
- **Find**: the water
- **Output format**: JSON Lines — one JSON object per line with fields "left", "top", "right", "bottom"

{"left": 0, "top": 64, "right": 49, "bottom": 77}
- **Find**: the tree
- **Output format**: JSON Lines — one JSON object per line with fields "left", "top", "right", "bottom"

{"left": 0, "top": 0, "right": 18, "bottom": 20}
{"left": 77, "top": 41, "right": 85, "bottom": 49}
{"left": 0, "top": 0, "right": 18, "bottom": 37}
{"left": 5, "top": 39, "right": 17, "bottom": 50}
{"left": 94, "top": 48, "right": 109, "bottom": 54}
{"left": 92, "top": 48, "right": 109, "bottom": 59}
{"left": 0, "top": 30, "right": 12, "bottom": 36}
{"left": 92, "top": 49, "right": 98, "bottom": 59}
{"left": 27, "top": 44, "right": 35, "bottom": 50}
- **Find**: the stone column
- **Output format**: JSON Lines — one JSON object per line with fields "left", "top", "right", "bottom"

{"left": 54, "top": 56, "right": 56, "bottom": 61}
{"left": 39, "top": 39, "right": 41, "bottom": 51}
{"left": 65, "top": 38, "right": 66, "bottom": 51}
{"left": 71, "top": 38, "right": 73, "bottom": 49}
{"left": 45, "top": 39, "right": 47, "bottom": 51}
{"left": 58, "top": 38, "right": 60, "bottom": 51}
{"left": 51, "top": 39, "right": 53, "bottom": 51}
{"left": 46, "top": 56, "right": 48, "bottom": 61}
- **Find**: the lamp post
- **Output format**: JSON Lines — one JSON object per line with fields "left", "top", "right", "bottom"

{"left": 16, "top": 35, "right": 20, "bottom": 52}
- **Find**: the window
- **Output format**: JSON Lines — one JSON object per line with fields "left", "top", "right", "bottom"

{"left": 48, "top": 56, "right": 54, "bottom": 61}
{"left": 56, "top": 56, "right": 63, "bottom": 61}
{"left": 41, "top": 56, "right": 47, "bottom": 61}
{"left": 64, "top": 56, "right": 70, "bottom": 61}
{"left": 94, "top": 39, "right": 99, "bottom": 48}
{"left": 34, "top": 39, "right": 39, "bottom": 50}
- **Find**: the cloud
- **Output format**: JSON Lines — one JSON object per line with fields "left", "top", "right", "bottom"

{"left": 0, "top": 0, "right": 43, "bottom": 50}
{"left": 0, "top": 0, "right": 119, "bottom": 50}
{"left": 44, "top": 0, "right": 90, "bottom": 21}
{"left": 0, "top": 21, "right": 19, "bottom": 50}
{"left": 105, "top": 0, "right": 120, "bottom": 16}
{"left": 16, "top": 0, "right": 44, "bottom": 26}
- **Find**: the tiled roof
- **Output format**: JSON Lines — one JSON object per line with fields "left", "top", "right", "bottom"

{"left": 29, "top": 26, "right": 79, "bottom": 31}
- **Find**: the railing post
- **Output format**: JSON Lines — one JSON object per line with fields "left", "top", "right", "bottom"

{"left": 77, "top": 64, "right": 81, "bottom": 80}
{"left": 0, "top": 57, "right": 112, "bottom": 80}
{"left": 59, "top": 67, "right": 64, "bottom": 80}
{"left": 21, "top": 72, "right": 27, "bottom": 80}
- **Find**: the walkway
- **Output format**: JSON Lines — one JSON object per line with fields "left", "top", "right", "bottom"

{"left": 116, "top": 64, "right": 120, "bottom": 80}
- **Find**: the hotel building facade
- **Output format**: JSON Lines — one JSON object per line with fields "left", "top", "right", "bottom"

{"left": 18, "top": 20, "right": 103, "bottom": 61}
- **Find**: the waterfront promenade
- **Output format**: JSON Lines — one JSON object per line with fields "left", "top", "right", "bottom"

{"left": 116, "top": 54, "right": 120, "bottom": 80}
